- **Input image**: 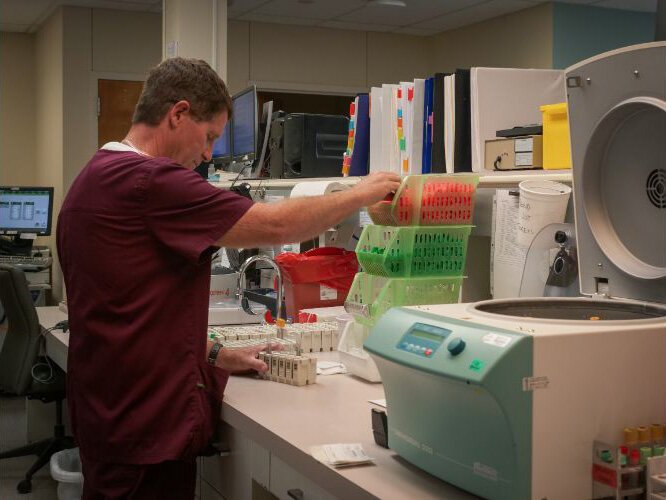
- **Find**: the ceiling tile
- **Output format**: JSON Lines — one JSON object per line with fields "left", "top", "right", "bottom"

{"left": 412, "top": 0, "right": 535, "bottom": 32}
{"left": 0, "top": 0, "right": 54, "bottom": 25}
{"left": 318, "top": 20, "right": 394, "bottom": 32}
{"left": 392, "top": 26, "right": 439, "bottom": 36}
{"left": 251, "top": 0, "right": 365, "bottom": 20}
{"left": 337, "top": 0, "right": 488, "bottom": 27}
{"left": 592, "top": 0, "right": 657, "bottom": 12}
{"left": 237, "top": 12, "right": 320, "bottom": 25}
{"left": 228, "top": 0, "right": 273, "bottom": 17}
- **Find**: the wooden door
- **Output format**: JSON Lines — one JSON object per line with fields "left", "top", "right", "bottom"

{"left": 97, "top": 79, "right": 144, "bottom": 147}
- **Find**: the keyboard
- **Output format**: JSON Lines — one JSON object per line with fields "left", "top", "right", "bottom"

{"left": 0, "top": 254, "right": 53, "bottom": 270}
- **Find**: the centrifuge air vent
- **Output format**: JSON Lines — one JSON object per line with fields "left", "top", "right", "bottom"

{"left": 646, "top": 168, "right": 666, "bottom": 208}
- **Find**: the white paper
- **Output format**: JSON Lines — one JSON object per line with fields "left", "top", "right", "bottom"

{"left": 369, "top": 87, "right": 383, "bottom": 173}
{"left": 368, "top": 398, "right": 387, "bottom": 408}
{"left": 311, "top": 443, "right": 374, "bottom": 467}
{"left": 316, "top": 361, "right": 347, "bottom": 375}
{"left": 491, "top": 190, "right": 526, "bottom": 299}
{"left": 444, "top": 75, "right": 455, "bottom": 174}
{"left": 410, "top": 78, "right": 425, "bottom": 175}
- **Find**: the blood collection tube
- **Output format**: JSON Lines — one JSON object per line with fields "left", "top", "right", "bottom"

{"left": 637, "top": 426, "right": 651, "bottom": 449}
{"left": 624, "top": 427, "right": 639, "bottom": 453}
{"left": 652, "top": 424, "right": 665, "bottom": 454}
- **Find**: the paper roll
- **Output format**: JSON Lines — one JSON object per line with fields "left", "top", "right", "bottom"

{"left": 290, "top": 181, "right": 348, "bottom": 198}
{"left": 289, "top": 181, "right": 357, "bottom": 249}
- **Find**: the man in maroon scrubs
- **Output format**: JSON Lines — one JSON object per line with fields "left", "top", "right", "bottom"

{"left": 57, "top": 57, "right": 399, "bottom": 499}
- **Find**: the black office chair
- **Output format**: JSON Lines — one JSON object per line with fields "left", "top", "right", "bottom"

{"left": 0, "top": 264, "right": 74, "bottom": 494}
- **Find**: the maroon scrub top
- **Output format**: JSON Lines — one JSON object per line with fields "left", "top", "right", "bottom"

{"left": 57, "top": 148, "right": 254, "bottom": 464}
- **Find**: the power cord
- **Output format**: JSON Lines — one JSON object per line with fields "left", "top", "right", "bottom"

{"left": 31, "top": 320, "right": 69, "bottom": 385}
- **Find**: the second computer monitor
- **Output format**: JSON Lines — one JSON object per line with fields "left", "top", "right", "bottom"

{"left": 211, "top": 121, "right": 232, "bottom": 164}
{"left": 232, "top": 85, "right": 258, "bottom": 163}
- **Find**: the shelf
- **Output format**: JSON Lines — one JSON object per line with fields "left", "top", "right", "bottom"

{"left": 210, "top": 171, "right": 572, "bottom": 191}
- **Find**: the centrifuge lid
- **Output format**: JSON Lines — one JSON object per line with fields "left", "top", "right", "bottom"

{"left": 566, "top": 42, "right": 666, "bottom": 304}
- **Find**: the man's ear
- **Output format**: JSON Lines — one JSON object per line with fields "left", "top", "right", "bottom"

{"left": 168, "top": 100, "right": 191, "bottom": 129}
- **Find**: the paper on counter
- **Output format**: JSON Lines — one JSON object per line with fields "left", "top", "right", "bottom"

{"left": 317, "top": 361, "right": 347, "bottom": 375}
{"left": 311, "top": 443, "right": 374, "bottom": 468}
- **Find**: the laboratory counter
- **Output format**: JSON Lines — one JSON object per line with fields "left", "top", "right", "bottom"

{"left": 38, "top": 307, "right": 477, "bottom": 500}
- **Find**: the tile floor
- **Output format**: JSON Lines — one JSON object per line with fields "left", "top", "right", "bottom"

{"left": 0, "top": 397, "right": 58, "bottom": 500}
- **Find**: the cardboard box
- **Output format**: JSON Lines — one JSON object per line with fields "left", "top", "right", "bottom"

{"left": 485, "top": 135, "right": 543, "bottom": 170}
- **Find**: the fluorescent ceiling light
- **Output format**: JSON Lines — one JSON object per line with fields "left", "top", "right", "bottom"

{"left": 369, "top": 0, "right": 407, "bottom": 7}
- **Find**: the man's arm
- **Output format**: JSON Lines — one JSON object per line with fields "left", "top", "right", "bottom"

{"left": 217, "top": 172, "right": 400, "bottom": 249}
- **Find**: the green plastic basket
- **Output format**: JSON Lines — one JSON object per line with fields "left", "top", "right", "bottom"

{"left": 356, "top": 225, "right": 472, "bottom": 277}
{"left": 344, "top": 272, "right": 463, "bottom": 326}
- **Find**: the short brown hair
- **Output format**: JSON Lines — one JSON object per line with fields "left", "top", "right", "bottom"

{"left": 133, "top": 57, "right": 232, "bottom": 125}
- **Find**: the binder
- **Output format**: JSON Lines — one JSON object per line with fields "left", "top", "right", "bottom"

{"left": 369, "top": 87, "right": 383, "bottom": 173}
{"left": 410, "top": 78, "right": 425, "bottom": 175}
{"left": 421, "top": 76, "right": 434, "bottom": 173}
{"left": 349, "top": 93, "right": 370, "bottom": 176}
{"left": 453, "top": 68, "right": 472, "bottom": 172}
{"left": 431, "top": 72, "right": 447, "bottom": 173}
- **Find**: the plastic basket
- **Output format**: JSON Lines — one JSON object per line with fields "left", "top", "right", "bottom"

{"left": 368, "top": 173, "right": 479, "bottom": 226}
{"left": 50, "top": 447, "right": 83, "bottom": 500}
{"left": 356, "top": 225, "right": 472, "bottom": 277}
{"left": 345, "top": 272, "right": 463, "bottom": 326}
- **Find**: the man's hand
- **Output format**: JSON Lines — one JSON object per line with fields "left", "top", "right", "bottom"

{"left": 214, "top": 343, "right": 283, "bottom": 374}
{"left": 351, "top": 172, "right": 402, "bottom": 206}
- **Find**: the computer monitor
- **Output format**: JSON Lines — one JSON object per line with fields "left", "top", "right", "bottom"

{"left": 211, "top": 120, "right": 232, "bottom": 164}
{"left": 231, "top": 86, "right": 258, "bottom": 164}
{"left": 0, "top": 186, "right": 54, "bottom": 255}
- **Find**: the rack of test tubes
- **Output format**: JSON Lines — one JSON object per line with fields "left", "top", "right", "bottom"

{"left": 257, "top": 352, "right": 317, "bottom": 386}
{"left": 592, "top": 424, "right": 666, "bottom": 498}
{"left": 207, "top": 321, "right": 339, "bottom": 354}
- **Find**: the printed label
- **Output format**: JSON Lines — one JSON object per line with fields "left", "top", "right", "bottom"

{"left": 515, "top": 152, "right": 533, "bottom": 166}
{"left": 592, "top": 463, "right": 617, "bottom": 488}
{"left": 522, "top": 376, "right": 550, "bottom": 391}
{"left": 482, "top": 333, "right": 512, "bottom": 348}
{"left": 514, "top": 137, "right": 533, "bottom": 152}
{"left": 320, "top": 285, "right": 338, "bottom": 301}
{"left": 473, "top": 462, "right": 498, "bottom": 481}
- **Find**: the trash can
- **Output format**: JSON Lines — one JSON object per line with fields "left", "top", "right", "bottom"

{"left": 50, "top": 447, "right": 83, "bottom": 500}
{"left": 276, "top": 248, "right": 358, "bottom": 322}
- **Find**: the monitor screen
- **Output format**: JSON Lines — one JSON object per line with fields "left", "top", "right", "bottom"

{"left": 232, "top": 86, "right": 257, "bottom": 161}
{"left": 0, "top": 186, "right": 54, "bottom": 236}
{"left": 212, "top": 121, "right": 232, "bottom": 161}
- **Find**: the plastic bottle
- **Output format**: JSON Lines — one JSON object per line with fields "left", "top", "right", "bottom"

{"left": 207, "top": 163, "right": 216, "bottom": 180}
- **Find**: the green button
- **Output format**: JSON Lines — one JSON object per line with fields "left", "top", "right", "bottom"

{"left": 469, "top": 359, "right": 485, "bottom": 372}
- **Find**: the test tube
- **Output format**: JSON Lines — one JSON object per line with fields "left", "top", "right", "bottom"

{"left": 637, "top": 426, "right": 651, "bottom": 451}
{"left": 624, "top": 427, "right": 639, "bottom": 454}
{"left": 652, "top": 424, "right": 665, "bottom": 454}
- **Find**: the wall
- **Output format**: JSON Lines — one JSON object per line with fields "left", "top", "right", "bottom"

{"left": 0, "top": 33, "right": 36, "bottom": 186}
{"left": 552, "top": 3, "right": 656, "bottom": 69}
{"left": 228, "top": 21, "right": 431, "bottom": 95}
{"left": 429, "top": 3, "right": 553, "bottom": 72}
{"left": 34, "top": 8, "right": 64, "bottom": 300}
{"left": 93, "top": 9, "right": 161, "bottom": 75}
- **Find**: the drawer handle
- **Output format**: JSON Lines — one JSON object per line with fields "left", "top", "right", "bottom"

{"left": 287, "top": 488, "right": 304, "bottom": 500}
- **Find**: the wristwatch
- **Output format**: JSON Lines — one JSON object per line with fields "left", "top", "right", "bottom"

{"left": 207, "top": 341, "right": 223, "bottom": 366}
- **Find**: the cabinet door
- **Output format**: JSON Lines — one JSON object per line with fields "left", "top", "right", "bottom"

{"left": 269, "top": 455, "right": 338, "bottom": 500}
{"left": 201, "top": 422, "right": 271, "bottom": 500}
